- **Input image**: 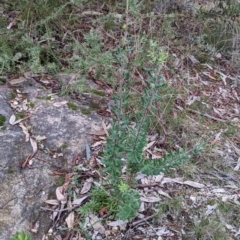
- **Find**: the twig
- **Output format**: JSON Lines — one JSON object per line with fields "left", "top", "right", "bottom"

{"left": 35, "top": 157, "right": 48, "bottom": 162}
{"left": 21, "top": 153, "right": 33, "bottom": 168}
{"left": 186, "top": 108, "right": 226, "bottom": 122}
{"left": 136, "top": 183, "right": 160, "bottom": 188}
{"left": 0, "top": 197, "right": 17, "bottom": 209}
{"left": 131, "top": 213, "right": 158, "bottom": 227}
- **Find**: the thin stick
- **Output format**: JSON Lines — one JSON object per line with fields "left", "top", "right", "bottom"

{"left": 187, "top": 108, "right": 226, "bottom": 122}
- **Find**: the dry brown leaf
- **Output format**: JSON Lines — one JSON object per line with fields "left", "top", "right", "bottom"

{"left": 143, "top": 141, "right": 155, "bottom": 151}
{"left": 107, "top": 220, "right": 128, "bottom": 230}
{"left": 99, "top": 206, "right": 108, "bottom": 216}
{"left": 101, "top": 121, "right": 109, "bottom": 136}
{"left": 157, "top": 189, "right": 171, "bottom": 199}
{"left": 183, "top": 180, "right": 205, "bottom": 189}
{"left": 138, "top": 202, "right": 145, "bottom": 212}
{"left": 72, "top": 195, "right": 89, "bottom": 205}
{"left": 161, "top": 177, "right": 183, "bottom": 185}
{"left": 91, "top": 141, "right": 104, "bottom": 148}
{"left": 80, "top": 178, "right": 93, "bottom": 194}
{"left": 30, "top": 221, "right": 39, "bottom": 233}
{"left": 153, "top": 174, "right": 164, "bottom": 182}
{"left": 234, "top": 158, "right": 240, "bottom": 171}
{"left": 19, "top": 122, "right": 30, "bottom": 142}
{"left": 65, "top": 212, "right": 75, "bottom": 229}
{"left": 53, "top": 101, "right": 68, "bottom": 107}
{"left": 45, "top": 199, "right": 59, "bottom": 206}
{"left": 9, "top": 114, "right": 16, "bottom": 125}
{"left": 30, "top": 137, "right": 38, "bottom": 153}
{"left": 205, "top": 204, "right": 218, "bottom": 216}
{"left": 35, "top": 135, "right": 47, "bottom": 141}
{"left": 186, "top": 95, "right": 201, "bottom": 106}
{"left": 9, "top": 77, "right": 26, "bottom": 86}
{"left": 89, "top": 214, "right": 105, "bottom": 234}
{"left": 188, "top": 55, "right": 200, "bottom": 64}
{"left": 89, "top": 129, "right": 106, "bottom": 136}
{"left": 56, "top": 186, "right": 66, "bottom": 204}
{"left": 140, "top": 196, "right": 161, "bottom": 203}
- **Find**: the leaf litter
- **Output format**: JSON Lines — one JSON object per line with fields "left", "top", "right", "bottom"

{"left": 7, "top": 68, "right": 239, "bottom": 240}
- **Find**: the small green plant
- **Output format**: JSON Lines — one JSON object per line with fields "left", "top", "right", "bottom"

{"left": 29, "top": 102, "right": 35, "bottom": 108}
{"left": 80, "top": 42, "right": 201, "bottom": 221}
{"left": 67, "top": 102, "right": 78, "bottom": 111}
{"left": 78, "top": 187, "right": 117, "bottom": 216}
{"left": 0, "top": 114, "right": 6, "bottom": 126}
{"left": 16, "top": 112, "right": 25, "bottom": 119}
{"left": 10, "top": 230, "right": 31, "bottom": 240}
{"left": 69, "top": 29, "right": 117, "bottom": 86}
{"left": 0, "top": 77, "right": 6, "bottom": 84}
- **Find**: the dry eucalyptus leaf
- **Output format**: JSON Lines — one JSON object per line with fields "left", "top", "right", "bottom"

{"left": 183, "top": 181, "right": 205, "bottom": 189}
{"left": 205, "top": 204, "right": 218, "bottom": 216}
{"left": 101, "top": 121, "right": 109, "bottom": 136}
{"left": 140, "top": 196, "right": 161, "bottom": 203}
{"left": 65, "top": 212, "right": 75, "bottom": 229}
{"left": 9, "top": 114, "right": 16, "bottom": 125}
{"left": 9, "top": 77, "right": 26, "bottom": 86}
{"left": 89, "top": 130, "right": 106, "bottom": 136}
{"left": 234, "top": 157, "right": 240, "bottom": 171}
{"left": 107, "top": 220, "right": 128, "bottom": 230}
{"left": 53, "top": 101, "right": 68, "bottom": 107}
{"left": 143, "top": 141, "right": 155, "bottom": 151}
{"left": 45, "top": 199, "right": 59, "bottom": 206}
{"left": 153, "top": 174, "right": 164, "bottom": 182}
{"left": 80, "top": 178, "right": 93, "bottom": 194}
{"left": 161, "top": 177, "right": 183, "bottom": 185}
{"left": 138, "top": 202, "right": 145, "bottom": 212}
{"left": 89, "top": 214, "right": 105, "bottom": 234}
{"left": 72, "top": 195, "right": 89, "bottom": 205}
{"left": 188, "top": 55, "right": 200, "bottom": 64}
{"left": 30, "top": 137, "right": 38, "bottom": 153}
{"left": 91, "top": 141, "right": 104, "bottom": 148}
{"left": 19, "top": 122, "right": 30, "bottom": 142}
{"left": 35, "top": 135, "right": 47, "bottom": 142}
{"left": 157, "top": 189, "right": 171, "bottom": 199}
{"left": 56, "top": 186, "right": 66, "bottom": 204}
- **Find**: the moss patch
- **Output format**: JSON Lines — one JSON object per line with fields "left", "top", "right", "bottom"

{"left": 46, "top": 96, "right": 52, "bottom": 100}
{"left": 61, "top": 142, "right": 68, "bottom": 149}
{"left": 10, "top": 92, "right": 16, "bottom": 99}
{"left": 16, "top": 112, "right": 25, "bottom": 119}
{"left": 89, "top": 101, "right": 100, "bottom": 110}
{"left": 67, "top": 102, "right": 78, "bottom": 111}
{"left": 56, "top": 175, "right": 65, "bottom": 186}
{"left": 29, "top": 102, "right": 35, "bottom": 108}
{"left": 7, "top": 166, "right": 14, "bottom": 174}
{"left": 1, "top": 125, "right": 6, "bottom": 130}
{"left": 90, "top": 89, "right": 105, "bottom": 96}
{"left": 36, "top": 95, "right": 52, "bottom": 100}
{"left": 0, "top": 77, "right": 6, "bottom": 84}
{"left": 0, "top": 114, "right": 6, "bottom": 126}
{"left": 80, "top": 108, "right": 92, "bottom": 115}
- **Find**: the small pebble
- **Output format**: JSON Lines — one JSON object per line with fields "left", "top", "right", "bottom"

{"left": 112, "top": 226, "right": 119, "bottom": 232}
